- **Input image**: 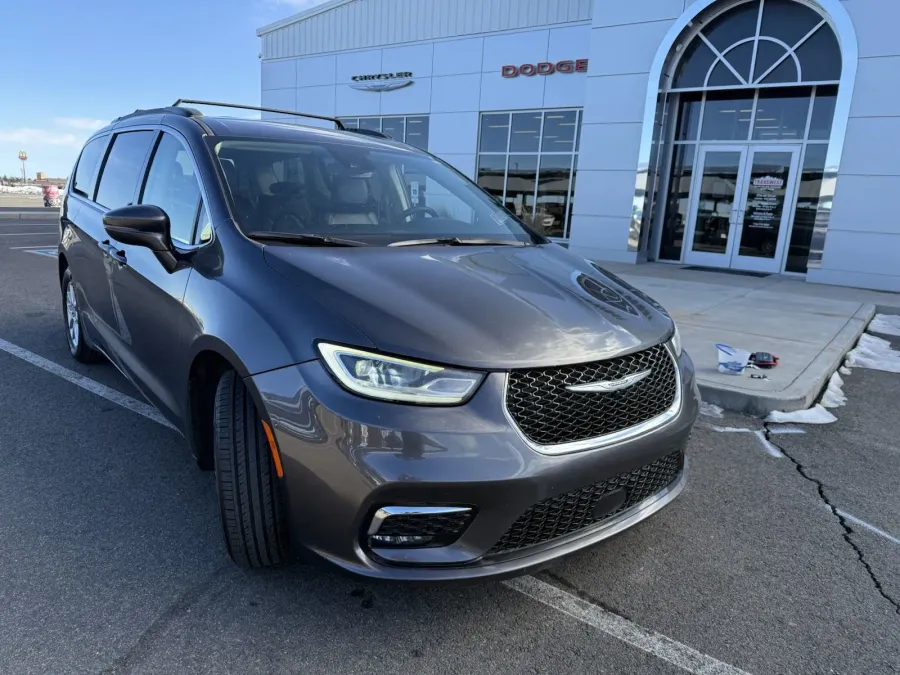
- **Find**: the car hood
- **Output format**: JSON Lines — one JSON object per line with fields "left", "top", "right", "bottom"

{"left": 264, "top": 244, "right": 674, "bottom": 369}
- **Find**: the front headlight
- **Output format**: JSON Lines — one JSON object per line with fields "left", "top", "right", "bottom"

{"left": 669, "top": 323, "right": 683, "bottom": 358}
{"left": 318, "top": 343, "right": 484, "bottom": 405}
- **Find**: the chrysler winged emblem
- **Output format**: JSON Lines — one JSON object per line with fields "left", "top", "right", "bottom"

{"left": 566, "top": 369, "right": 652, "bottom": 393}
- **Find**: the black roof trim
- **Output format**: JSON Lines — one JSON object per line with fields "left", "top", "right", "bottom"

{"left": 112, "top": 106, "right": 202, "bottom": 124}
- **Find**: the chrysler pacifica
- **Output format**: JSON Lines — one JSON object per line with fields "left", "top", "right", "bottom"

{"left": 58, "top": 101, "right": 699, "bottom": 581}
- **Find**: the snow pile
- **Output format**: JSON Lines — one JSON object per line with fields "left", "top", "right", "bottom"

{"left": 766, "top": 405, "right": 837, "bottom": 425}
{"left": 868, "top": 313, "right": 900, "bottom": 337}
{"left": 839, "top": 365, "right": 852, "bottom": 376}
{"left": 820, "top": 372, "right": 847, "bottom": 408}
{"left": 0, "top": 185, "right": 45, "bottom": 195}
{"left": 845, "top": 333, "right": 900, "bottom": 373}
{"left": 699, "top": 401, "right": 724, "bottom": 418}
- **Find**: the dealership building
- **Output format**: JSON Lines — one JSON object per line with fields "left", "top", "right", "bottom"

{"left": 258, "top": 0, "right": 900, "bottom": 292}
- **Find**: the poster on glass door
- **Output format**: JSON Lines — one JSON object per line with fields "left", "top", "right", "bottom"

{"left": 746, "top": 174, "right": 786, "bottom": 229}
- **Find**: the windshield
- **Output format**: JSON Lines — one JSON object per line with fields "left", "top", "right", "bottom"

{"left": 211, "top": 137, "right": 542, "bottom": 246}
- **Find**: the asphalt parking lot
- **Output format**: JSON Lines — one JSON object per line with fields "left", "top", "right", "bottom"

{"left": 1, "top": 216, "right": 898, "bottom": 675}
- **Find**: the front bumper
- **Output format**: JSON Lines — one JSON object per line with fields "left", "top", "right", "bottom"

{"left": 249, "top": 350, "right": 699, "bottom": 581}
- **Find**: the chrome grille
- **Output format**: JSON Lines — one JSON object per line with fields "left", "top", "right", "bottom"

{"left": 488, "top": 450, "right": 684, "bottom": 555}
{"left": 505, "top": 343, "right": 677, "bottom": 447}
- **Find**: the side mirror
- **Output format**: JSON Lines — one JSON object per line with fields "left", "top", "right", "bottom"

{"left": 103, "top": 204, "right": 172, "bottom": 252}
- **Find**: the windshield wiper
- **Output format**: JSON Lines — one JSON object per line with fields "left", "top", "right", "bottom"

{"left": 245, "top": 231, "right": 366, "bottom": 247}
{"left": 388, "top": 237, "right": 528, "bottom": 247}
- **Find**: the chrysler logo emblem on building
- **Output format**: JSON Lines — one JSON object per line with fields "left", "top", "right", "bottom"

{"left": 565, "top": 369, "right": 652, "bottom": 393}
{"left": 350, "top": 71, "right": 413, "bottom": 92}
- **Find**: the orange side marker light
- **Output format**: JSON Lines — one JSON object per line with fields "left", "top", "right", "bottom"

{"left": 261, "top": 420, "right": 284, "bottom": 478}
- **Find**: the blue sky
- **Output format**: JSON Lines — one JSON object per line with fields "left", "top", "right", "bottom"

{"left": 0, "top": 0, "right": 327, "bottom": 178}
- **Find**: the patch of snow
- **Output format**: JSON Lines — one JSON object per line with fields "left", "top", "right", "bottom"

{"left": 869, "top": 313, "right": 900, "bottom": 337}
{"left": 839, "top": 365, "right": 852, "bottom": 376}
{"left": 699, "top": 401, "right": 724, "bottom": 418}
{"left": 845, "top": 333, "right": 900, "bottom": 374}
{"left": 765, "top": 405, "right": 837, "bottom": 425}
{"left": 0, "top": 185, "right": 46, "bottom": 195}
{"left": 820, "top": 372, "right": 847, "bottom": 409}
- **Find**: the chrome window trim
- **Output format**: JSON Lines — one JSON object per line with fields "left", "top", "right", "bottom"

{"left": 502, "top": 342, "right": 683, "bottom": 457}
{"left": 367, "top": 506, "right": 473, "bottom": 536}
{"left": 630, "top": 0, "right": 859, "bottom": 263}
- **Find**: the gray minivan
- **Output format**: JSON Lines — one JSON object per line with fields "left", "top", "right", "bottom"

{"left": 59, "top": 101, "right": 698, "bottom": 581}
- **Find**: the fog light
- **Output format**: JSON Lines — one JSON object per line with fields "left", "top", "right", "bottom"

{"left": 366, "top": 506, "right": 475, "bottom": 549}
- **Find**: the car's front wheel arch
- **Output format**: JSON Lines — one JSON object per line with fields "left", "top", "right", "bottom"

{"left": 187, "top": 349, "right": 247, "bottom": 471}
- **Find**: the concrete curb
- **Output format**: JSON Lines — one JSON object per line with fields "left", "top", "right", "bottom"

{"left": 697, "top": 303, "right": 876, "bottom": 417}
{"left": 0, "top": 212, "right": 56, "bottom": 221}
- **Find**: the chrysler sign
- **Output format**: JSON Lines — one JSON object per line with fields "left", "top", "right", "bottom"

{"left": 502, "top": 59, "right": 588, "bottom": 77}
{"left": 350, "top": 71, "right": 413, "bottom": 92}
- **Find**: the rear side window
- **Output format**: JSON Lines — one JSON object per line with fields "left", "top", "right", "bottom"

{"left": 95, "top": 131, "right": 155, "bottom": 210}
{"left": 72, "top": 136, "right": 108, "bottom": 198}
{"left": 140, "top": 134, "right": 202, "bottom": 244}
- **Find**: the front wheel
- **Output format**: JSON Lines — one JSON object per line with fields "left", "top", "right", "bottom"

{"left": 61, "top": 268, "right": 103, "bottom": 363}
{"left": 213, "top": 370, "right": 288, "bottom": 568}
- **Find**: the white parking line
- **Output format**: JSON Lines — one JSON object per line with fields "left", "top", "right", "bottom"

{"left": 837, "top": 509, "right": 900, "bottom": 547}
{"left": 701, "top": 425, "right": 783, "bottom": 458}
{"left": 504, "top": 576, "right": 752, "bottom": 675}
{"left": 0, "top": 338, "right": 176, "bottom": 430}
{"left": 9, "top": 245, "right": 55, "bottom": 249}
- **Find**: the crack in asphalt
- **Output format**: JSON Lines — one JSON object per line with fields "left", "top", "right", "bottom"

{"left": 763, "top": 424, "right": 900, "bottom": 618}
{"left": 100, "top": 565, "right": 235, "bottom": 675}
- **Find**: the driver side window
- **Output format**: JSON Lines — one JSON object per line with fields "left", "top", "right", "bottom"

{"left": 140, "top": 133, "right": 202, "bottom": 245}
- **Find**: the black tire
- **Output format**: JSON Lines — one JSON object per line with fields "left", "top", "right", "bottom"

{"left": 61, "top": 268, "right": 103, "bottom": 363}
{"left": 213, "top": 370, "right": 287, "bottom": 568}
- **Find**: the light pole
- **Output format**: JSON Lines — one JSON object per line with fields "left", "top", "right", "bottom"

{"left": 18, "top": 151, "right": 27, "bottom": 184}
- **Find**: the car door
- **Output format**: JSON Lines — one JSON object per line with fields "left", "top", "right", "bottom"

{"left": 88, "top": 129, "right": 158, "bottom": 356}
{"left": 63, "top": 134, "right": 114, "bottom": 350}
{"left": 104, "top": 130, "right": 207, "bottom": 426}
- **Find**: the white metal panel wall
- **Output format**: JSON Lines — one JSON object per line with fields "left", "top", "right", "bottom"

{"left": 807, "top": 0, "right": 900, "bottom": 292}
{"left": 260, "top": 0, "right": 593, "bottom": 59}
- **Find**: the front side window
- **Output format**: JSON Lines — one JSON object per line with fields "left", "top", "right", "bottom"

{"left": 212, "top": 137, "right": 538, "bottom": 246}
{"left": 95, "top": 131, "right": 155, "bottom": 210}
{"left": 140, "top": 133, "right": 202, "bottom": 244}
{"left": 73, "top": 136, "right": 109, "bottom": 199}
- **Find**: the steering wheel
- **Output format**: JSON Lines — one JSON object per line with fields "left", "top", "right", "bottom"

{"left": 400, "top": 206, "right": 439, "bottom": 221}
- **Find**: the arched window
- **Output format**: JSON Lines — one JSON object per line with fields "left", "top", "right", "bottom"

{"left": 668, "top": 0, "right": 840, "bottom": 90}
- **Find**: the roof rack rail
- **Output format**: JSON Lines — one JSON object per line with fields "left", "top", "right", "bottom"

{"left": 172, "top": 99, "right": 345, "bottom": 130}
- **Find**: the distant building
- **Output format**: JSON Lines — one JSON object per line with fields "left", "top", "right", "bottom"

{"left": 35, "top": 172, "right": 47, "bottom": 181}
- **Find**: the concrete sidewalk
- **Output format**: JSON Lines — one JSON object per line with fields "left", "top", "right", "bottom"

{"left": 600, "top": 262, "right": 900, "bottom": 416}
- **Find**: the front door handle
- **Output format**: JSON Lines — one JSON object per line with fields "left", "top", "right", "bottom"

{"left": 101, "top": 242, "right": 128, "bottom": 265}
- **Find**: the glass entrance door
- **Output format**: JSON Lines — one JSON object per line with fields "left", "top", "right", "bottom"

{"left": 731, "top": 147, "right": 801, "bottom": 272}
{"left": 683, "top": 145, "right": 801, "bottom": 273}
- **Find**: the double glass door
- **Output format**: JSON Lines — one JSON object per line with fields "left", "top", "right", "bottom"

{"left": 683, "top": 145, "right": 801, "bottom": 273}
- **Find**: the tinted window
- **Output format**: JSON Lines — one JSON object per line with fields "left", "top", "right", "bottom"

{"left": 140, "top": 134, "right": 202, "bottom": 244}
{"left": 73, "top": 136, "right": 108, "bottom": 198}
{"left": 95, "top": 131, "right": 155, "bottom": 209}
{"left": 213, "top": 138, "right": 538, "bottom": 245}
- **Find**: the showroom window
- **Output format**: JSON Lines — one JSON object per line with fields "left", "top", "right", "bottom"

{"left": 340, "top": 115, "right": 429, "bottom": 150}
{"left": 476, "top": 109, "right": 581, "bottom": 239}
